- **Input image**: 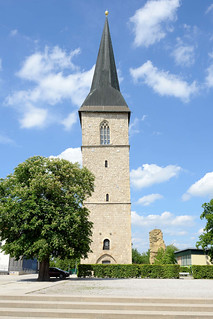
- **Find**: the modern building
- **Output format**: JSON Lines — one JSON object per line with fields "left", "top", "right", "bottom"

{"left": 0, "top": 240, "right": 38, "bottom": 275}
{"left": 175, "top": 248, "right": 212, "bottom": 266}
{"left": 0, "top": 241, "right": 9, "bottom": 273}
{"left": 79, "top": 12, "right": 132, "bottom": 264}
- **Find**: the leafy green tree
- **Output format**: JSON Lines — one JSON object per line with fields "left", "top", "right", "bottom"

{"left": 154, "top": 245, "right": 178, "bottom": 265}
{"left": 132, "top": 248, "right": 150, "bottom": 264}
{"left": 132, "top": 248, "right": 142, "bottom": 264}
{"left": 140, "top": 250, "right": 150, "bottom": 264}
{"left": 197, "top": 199, "right": 213, "bottom": 262}
{"left": 0, "top": 156, "right": 94, "bottom": 281}
{"left": 50, "top": 257, "right": 79, "bottom": 272}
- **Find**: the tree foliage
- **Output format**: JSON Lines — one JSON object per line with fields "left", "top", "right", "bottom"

{"left": 154, "top": 245, "right": 178, "bottom": 265}
{"left": 132, "top": 248, "right": 150, "bottom": 264}
{"left": 0, "top": 156, "right": 94, "bottom": 280}
{"left": 197, "top": 199, "right": 213, "bottom": 262}
{"left": 50, "top": 257, "right": 79, "bottom": 272}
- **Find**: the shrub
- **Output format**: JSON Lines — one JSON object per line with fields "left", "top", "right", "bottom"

{"left": 138, "top": 264, "right": 179, "bottom": 278}
{"left": 77, "top": 264, "right": 93, "bottom": 278}
{"left": 154, "top": 245, "right": 178, "bottom": 265}
{"left": 192, "top": 265, "right": 213, "bottom": 279}
{"left": 93, "top": 264, "right": 139, "bottom": 278}
{"left": 162, "top": 264, "right": 180, "bottom": 278}
{"left": 77, "top": 264, "right": 180, "bottom": 279}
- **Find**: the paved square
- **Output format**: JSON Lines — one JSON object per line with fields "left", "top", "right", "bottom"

{"left": 1, "top": 274, "right": 213, "bottom": 299}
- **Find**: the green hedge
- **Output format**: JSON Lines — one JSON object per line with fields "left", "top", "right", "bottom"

{"left": 94, "top": 264, "right": 138, "bottom": 278}
{"left": 192, "top": 265, "right": 213, "bottom": 279}
{"left": 138, "top": 264, "right": 179, "bottom": 278}
{"left": 77, "top": 264, "right": 93, "bottom": 278}
{"left": 77, "top": 264, "right": 180, "bottom": 279}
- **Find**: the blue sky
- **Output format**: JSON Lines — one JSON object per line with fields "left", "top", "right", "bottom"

{"left": 1, "top": 0, "right": 213, "bottom": 253}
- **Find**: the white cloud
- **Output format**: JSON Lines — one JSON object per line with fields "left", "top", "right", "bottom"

{"left": 206, "top": 64, "right": 213, "bottom": 87}
{"left": 183, "top": 172, "right": 213, "bottom": 200}
{"left": 137, "top": 193, "right": 163, "bottom": 206}
{"left": 152, "top": 131, "right": 162, "bottom": 136}
{"left": 198, "top": 228, "right": 204, "bottom": 235}
{"left": 50, "top": 147, "right": 82, "bottom": 165}
{"left": 130, "top": 163, "right": 181, "bottom": 189}
{"left": 61, "top": 111, "right": 78, "bottom": 131}
{"left": 172, "top": 38, "right": 195, "bottom": 67}
{"left": 130, "top": 60, "right": 198, "bottom": 102}
{"left": 10, "top": 29, "right": 18, "bottom": 37}
{"left": 132, "top": 232, "right": 149, "bottom": 251}
{"left": 206, "top": 4, "right": 213, "bottom": 14}
{"left": 0, "top": 134, "right": 14, "bottom": 145}
{"left": 17, "top": 46, "right": 80, "bottom": 80}
{"left": 164, "top": 230, "right": 187, "bottom": 236}
{"left": 129, "top": 118, "right": 140, "bottom": 135}
{"left": 129, "top": 116, "right": 147, "bottom": 136}
{"left": 20, "top": 105, "right": 48, "bottom": 129}
{"left": 6, "top": 46, "right": 94, "bottom": 129}
{"left": 131, "top": 211, "right": 194, "bottom": 227}
{"left": 171, "top": 241, "right": 192, "bottom": 250}
{"left": 129, "top": 0, "right": 180, "bottom": 47}
{"left": 117, "top": 68, "right": 124, "bottom": 84}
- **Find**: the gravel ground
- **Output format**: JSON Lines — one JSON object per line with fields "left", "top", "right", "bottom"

{"left": 1, "top": 274, "right": 213, "bottom": 299}
{"left": 37, "top": 276, "right": 213, "bottom": 299}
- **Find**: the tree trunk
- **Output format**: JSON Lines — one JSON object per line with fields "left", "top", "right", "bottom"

{"left": 38, "top": 258, "right": 50, "bottom": 281}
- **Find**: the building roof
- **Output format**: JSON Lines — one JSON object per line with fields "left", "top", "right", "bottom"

{"left": 174, "top": 248, "right": 209, "bottom": 257}
{"left": 79, "top": 16, "right": 130, "bottom": 121}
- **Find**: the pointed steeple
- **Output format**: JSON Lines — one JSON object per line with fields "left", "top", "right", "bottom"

{"left": 79, "top": 13, "right": 130, "bottom": 120}
{"left": 90, "top": 16, "right": 120, "bottom": 92}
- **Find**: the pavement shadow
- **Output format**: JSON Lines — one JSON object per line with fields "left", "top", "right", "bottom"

{"left": 18, "top": 276, "right": 123, "bottom": 282}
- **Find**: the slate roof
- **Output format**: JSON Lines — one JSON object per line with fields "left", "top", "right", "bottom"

{"left": 79, "top": 16, "right": 130, "bottom": 121}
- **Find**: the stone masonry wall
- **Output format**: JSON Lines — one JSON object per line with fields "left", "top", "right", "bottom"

{"left": 81, "top": 112, "right": 132, "bottom": 264}
{"left": 81, "top": 203, "right": 132, "bottom": 264}
{"left": 149, "top": 229, "right": 166, "bottom": 264}
{"left": 82, "top": 146, "right": 130, "bottom": 203}
{"left": 82, "top": 112, "right": 129, "bottom": 146}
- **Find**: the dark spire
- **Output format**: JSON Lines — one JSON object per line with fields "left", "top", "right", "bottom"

{"left": 79, "top": 14, "right": 130, "bottom": 119}
{"left": 90, "top": 17, "right": 120, "bottom": 92}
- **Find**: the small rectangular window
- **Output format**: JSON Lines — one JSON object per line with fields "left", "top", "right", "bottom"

{"left": 103, "top": 239, "right": 110, "bottom": 250}
{"left": 106, "top": 194, "right": 109, "bottom": 201}
{"left": 105, "top": 160, "right": 108, "bottom": 167}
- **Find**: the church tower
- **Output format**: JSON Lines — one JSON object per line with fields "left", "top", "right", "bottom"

{"left": 79, "top": 12, "right": 132, "bottom": 264}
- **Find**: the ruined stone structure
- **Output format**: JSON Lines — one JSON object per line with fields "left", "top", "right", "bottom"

{"left": 149, "top": 229, "right": 166, "bottom": 264}
{"left": 79, "top": 13, "right": 132, "bottom": 264}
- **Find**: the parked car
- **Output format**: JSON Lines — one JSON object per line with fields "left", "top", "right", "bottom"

{"left": 49, "top": 267, "right": 69, "bottom": 279}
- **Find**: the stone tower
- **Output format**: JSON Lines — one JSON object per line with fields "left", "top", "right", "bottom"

{"left": 79, "top": 13, "right": 132, "bottom": 264}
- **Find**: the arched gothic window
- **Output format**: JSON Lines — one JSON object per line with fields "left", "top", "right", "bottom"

{"left": 103, "top": 239, "right": 110, "bottom": 250}
{"left": 100, "top": 121, "right": 110, "bottom": 145}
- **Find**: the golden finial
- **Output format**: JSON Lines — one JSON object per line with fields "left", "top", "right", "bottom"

{"left": 105, "top": 10, "right": 109, "bottom": 17}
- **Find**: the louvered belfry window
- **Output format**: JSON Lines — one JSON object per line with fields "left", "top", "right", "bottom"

{"left": 100, "top": 121, "right": 110, "bottom": 145}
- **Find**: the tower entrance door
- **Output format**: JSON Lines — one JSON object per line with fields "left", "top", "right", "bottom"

{"left": 96, "top": 254, "right": 117, "bottom": 264}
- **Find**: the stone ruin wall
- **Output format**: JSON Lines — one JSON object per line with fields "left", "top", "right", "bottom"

{"left": 149, "top": 229, "right": 166, "bottom": 264}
